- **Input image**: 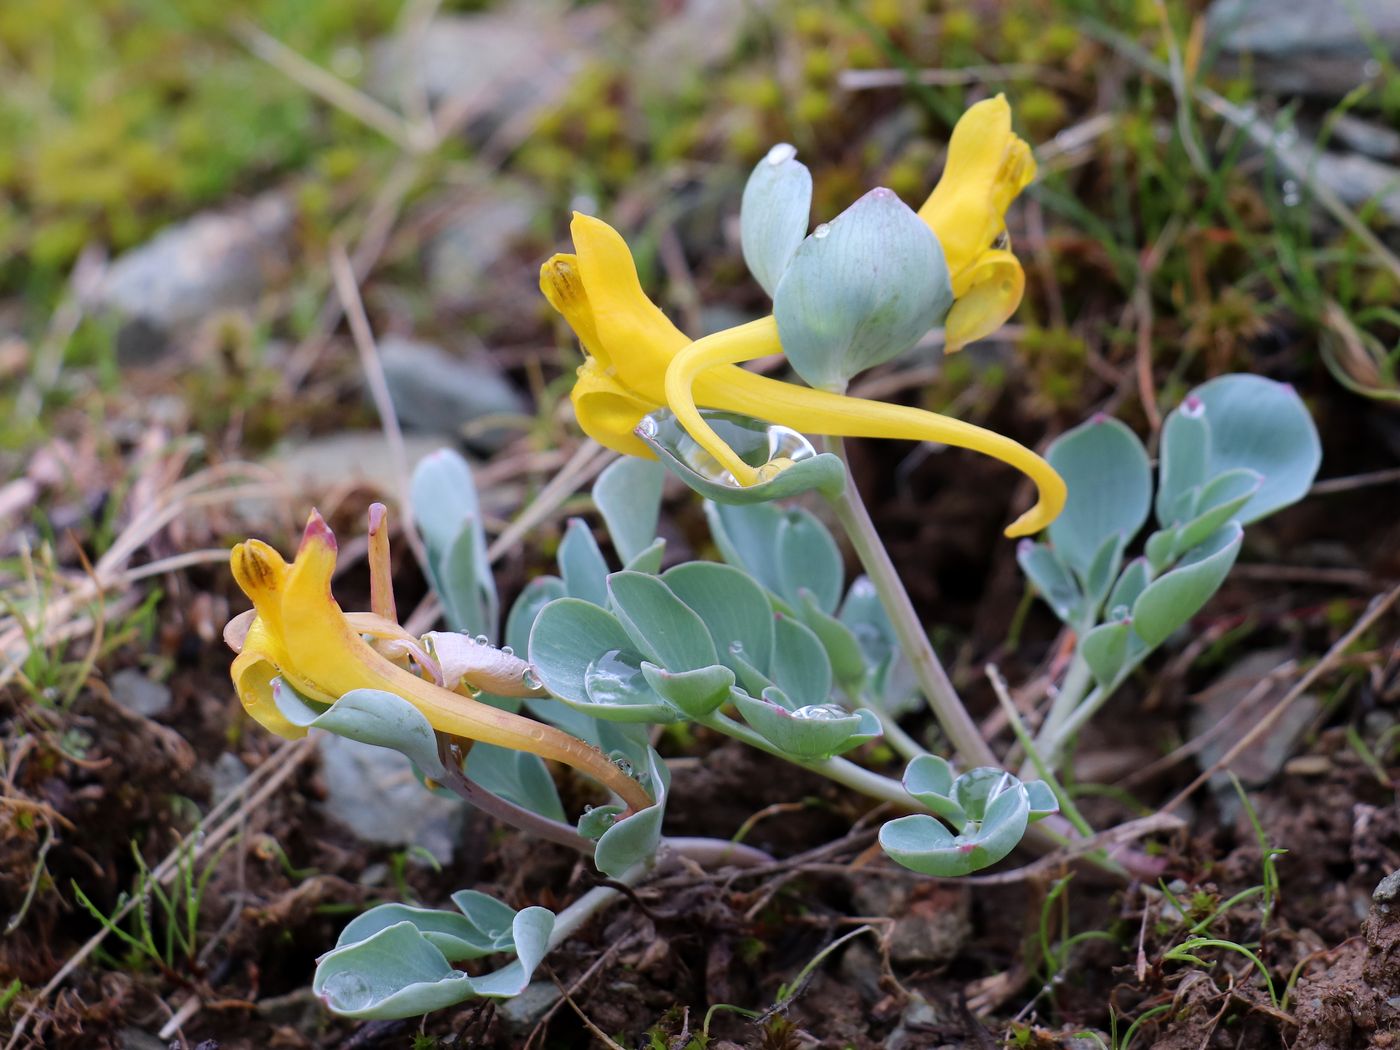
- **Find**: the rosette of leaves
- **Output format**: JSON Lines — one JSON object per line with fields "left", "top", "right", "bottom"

{"left": 1018, "top": 375, "right": 1320, "bottom": 691}
{"left": 879, "top": 755, "right": 1059, "bottom": 876}
{"left": 312, "top": 889, "right": 553, "bottom": 1019}
{"left": 523, "top": 463, "right": 884, "bottom": 762}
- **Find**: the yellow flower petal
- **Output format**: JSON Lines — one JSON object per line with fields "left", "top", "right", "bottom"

{"left": 571, "top": 358, "right": 662, "bottom": 458}
{"left": 540, "top": 253, "right": 607, "bottom": 367}
{"left": 230, "top": 513, "right": 654, "bottom": 812}
{"left": 570, "top": 213, "right": 687, "bottom": 402}
{"left": 664, "top": 317, "right": 783, "bottom": 486}
{"left": 918, "top": 95, "right": 1036, "bottom": 282}
{"left": 231, "top": 618, "right": 306, "bottom": 739}
{"left": 944, "top": 248, "right": 1026, "bottom": 353}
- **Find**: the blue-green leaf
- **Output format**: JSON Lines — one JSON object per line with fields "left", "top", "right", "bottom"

{"left": 880, "top": 783, "right": 1030, "bottom": 877}
{"left": 464, "top": 745, "right": 565, "bottom": 822}
{"left": 769, "top": 614, "right": 833, "bottom": 706}
{"left": 313, "top": 897, "right": 553, "bottom": 1018}
{"left": 1171, "top": 468, "right": 1261, "bottom": 555}
{"left": 606, "top": 571, "right": 718, "bottom": 672}
{"left": 638, "top": 409, "right": 845, "bottom": 504}
{"left": 1187, "top": 375, "right": 1321, "bottom": 524}
{"left": 776, "top": 508, "right": 844, "bottom": 613}
{"left": 273, "top": 683, "right": 445, "bottom": 780}
{"left": 773, "top": 188, "right": 952, "bottom": 392}
{"left": 662, "top": 561, "right": 776, "bottom": 677}
{"left": 1132, "top": 524, "right": 1243, "bottom": 648}
{"left": 1080, "top": 620, "right": 1132, "bottom": 690}
{"left": 1156, "top": 398, "right": 1210, "bottom": 526}
{"left": 593, "top": 748, "right": 670, "bottom": 877}
{"left": 506, "top": 576, "right": 567, "bottom": 656}
{"left": 741, "top": 143, "right": 813, "bottom": 297}
{"left": 559, "top": 519, "right": 610, "bottom": 607}
{"left": 412, "top": 450, "right": 497, "bottom": 639}
{"left": 1046, "top": 416, "right": 1152, "bottom": 578}
{"left": 640, "top": 663, "right": 735, "bottom": 719}
{"left": 529, "top": 599, "right": 677, "bottom": 722}
{"left": 1017, "top": 541, "right": 1082, "bottom": 623}
{"left": 732, "top": 687, "right": 880, "bottom": 759}
{"left": 592, "top": 457, "right": 665, "bottom": 565}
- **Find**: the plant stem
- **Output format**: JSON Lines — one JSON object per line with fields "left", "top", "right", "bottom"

{"left": 822, "top": 437, "right": 998, "bottom": 768}
{"left": 869, "top": 701, "right": 927, "bottom": 763}
{"left": 545, "top": 862, "right": 649, "bottom": 950}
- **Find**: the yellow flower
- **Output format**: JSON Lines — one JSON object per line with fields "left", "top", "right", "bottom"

{"left": 918, "top": 95, "right": 1036, "bottom": 353}
{"left": 543, "top": 206, "right": 1063, "bottom": 538}
{"left": 226, "top": 510, "right": 653, "bottom": 813}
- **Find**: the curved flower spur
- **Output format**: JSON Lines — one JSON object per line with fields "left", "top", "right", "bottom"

{"left": 542, "top": 95, "right": 1066, "bottom": 537}
{"left": 223, "top": 505, "right": 655, "bottom": 814}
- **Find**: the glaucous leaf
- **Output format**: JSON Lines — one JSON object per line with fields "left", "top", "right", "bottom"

{"left": 1045, "top": 416, "right": 1152, "bottom": 579}
{"left": 732, "top": 687, "right": 880, "bottom": 759}
{"left": 592, "top": 457, "right": 665, "bottom": 565}
{"left": 1132, "top": 524, "right": 1243, "bottom": 648}
{"left": 741, "top": 143, "right": 813, "bottom": 297}
{"left": 776, "top": 510, "right": 844, "bottom": 614}
{"left": 529, "top": 599, "right": 677, "bottom": 722}
{"left": 1017, "top": 541, "right": 1082, "bottom": 623}
{"left": 880, "top": 784, "right": 1030, "bottom": 877}
{"left": 1186, "top": 375, "right": 1322, "bottom": 524}
{"left": 796, "top": 590, "right": 867, "bottom": 694}
{"left": 1171, "top": 468, "right": 1262, "bottom": 555}
{"left": 559, "top": 519, "right": 610, "bottom": 607}
{"left": 464, "top": 744, "right": 566, "bottom": 822}
{"left": 637, "top": 409, "right": 845, "bottom": 504}
{"left": 506, "top": 576, "right": 566, "bottom": 656}
{"left": 1080, "top": 620, "right": 1132, "bottom": 690}
{"left": 593, "top": 748, "right": 670, "bottom": 877}
{"left": 412, "top": 449, "right": 498, "bottom": 639}
{"left": 773, "top": 188, "right": 953, "bottom": 392}
{"left": 313, "top": 897, "right": 553, "bottom": 1019}
{"left": 769, "top": 614, "right": 833, "bottom": 706}
{"left": 606, "top": 571, "right": 718, "bottom": 672}
{"left": 273, "top": 683, "right": 445, "bottom": 780}
{"left": 640, "top": 662, "right": 735, "bottom": 719}
{"left": 662, "top": 561, "right": 776, "bottom": 676}
{"left": 1156, "top": 398, "right": 1210, "bottom": 526}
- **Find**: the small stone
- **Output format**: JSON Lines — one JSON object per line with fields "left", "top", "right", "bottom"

{"left": 497, "top": 980, "right": 562, "bottom": 1033}
{"left": 117, "top": 1029, "right": 165, "bottom": 1050}
{"left": 97, "top": 194, "right": 293, "bottom": 362}
{"left": 1373, "top": 871, "right": 1400, "bottom": 906}
{"left": 1191, "top": 649, "right": 1318, "bottom": 787}
{"left": 317, "top": 734, "right": 465, "bottom": 864}
{"left": 369, "top": 9, "right": 601, "bottom": 143}
{"left": 426, "top": 184, "right": 541, "bottom": 309}
{"left": 1206, "top": 0, "right": 1400, "bottom": 97}
{"left": 852, "top": 876, "right": 971, "bottom": 966}
{"left": 377, "top": 336, "right": 527, "bottom": 451}
{"left": 886, "top": 993, "right": 941, "bottom": 1050}
{"left": 108, "top": 668, "right": 172, "bottom": 719}
{"left": 209, "top": 752, "right": 249, "bottom": 808}
{"left": 266, "top": 431, "right": 456, "bottom": 495}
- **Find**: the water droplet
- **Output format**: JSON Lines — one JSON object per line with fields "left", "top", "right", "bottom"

{"left": 322, "top": 971, "right": 375, "bottom": 1011}
{"left": 1282, "top": 179, "right": 1301, "bottom": 207}
{"left": 584, "top": 650, "right": 650, "bottom": 709}
{"left": 812, "top": 223, "right": 832, "bottom": 240}
{"left": 765, "top": 142, "right": 797, "bottom": 166}
{"left": 728, "top": 641, "right": 745, "bottom": 656}
{"left": 474, "top": 634, "right": 489, "bottom": 646}
{"left": 1110, "top": 604, "right": 1130, "bottom": 622}
{"left": 501, "top": 645, "right": 514, "bottom": 657}
{"left": 521, "top": 667, "right": 543, "bottom": 691}
{"left": 850, "top": 578, "right": 877, "bottom": 599}
{"left": 606, "top": 749, "right": 636, "bottom": 777}
{"left": 791, "top": 704, "right": 850, "bottom": 721}
{"left": 636, "top": 415, "right": 659, "bottom": 440}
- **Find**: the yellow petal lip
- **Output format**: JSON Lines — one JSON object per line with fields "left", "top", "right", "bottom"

{"left": 571, "top": 358, "right": 661, "bottom": 458}
{"left": 226, "top": 510, "right": 655, "bottom": 812}
{"left": 944, "top": 248, "right": 1026, "bottom": 354}
{"left": 540, "top": 253, "right": 606, "bottom": 366}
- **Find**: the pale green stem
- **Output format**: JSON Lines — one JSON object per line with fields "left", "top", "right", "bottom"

{"left": 821, "top": 437, "right": 999, "bottom": 769}
{"left": 545, "top": 861, "right": 650, "bottom": 950}
{"left": 700, "top": 711, "right": 915, "bottom": 809}
{"left": 867, "top": 698, "right": 927, "bottom": 763}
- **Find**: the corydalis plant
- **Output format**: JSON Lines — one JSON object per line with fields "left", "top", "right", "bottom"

{"left": 1018, "top": 374, "right": 1322, "bottom": 770}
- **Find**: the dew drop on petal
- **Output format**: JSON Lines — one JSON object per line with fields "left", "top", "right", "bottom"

{"left": 474, "top": 634, "right": 489, "bottom": 646}
{"left": 501, "top": 645, "right": 514, "bottom": 657}
{"left": 521, "top": 667, "right": 543, "bottom": 691}
{"left": 812, "top": 223, "right": 832, "bottom": 240}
